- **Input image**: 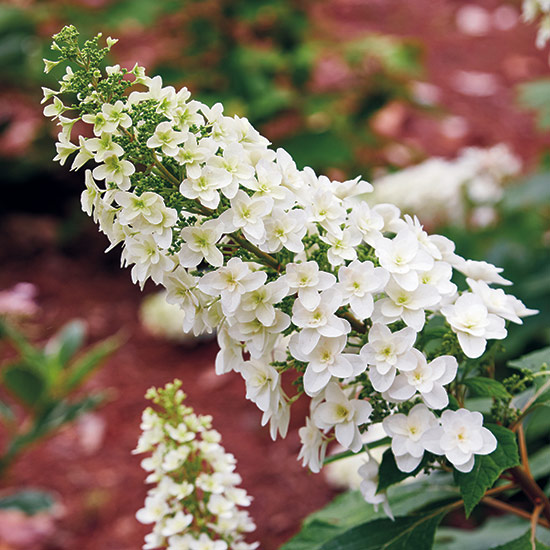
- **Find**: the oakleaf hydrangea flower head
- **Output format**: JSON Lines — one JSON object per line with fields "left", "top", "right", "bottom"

{"left": 43, "top": 26, "right": 540, "bottom": 522}
{"left": 134, "top": 380, "right": 258, "bottom": 550}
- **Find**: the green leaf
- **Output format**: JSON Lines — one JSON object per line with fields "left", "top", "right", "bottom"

{"left": 508, "top": 347, "right": 550, "bottom": 375}
{"left": 279, "top": 131, "right": 353, "bottom": 170}
{"left": 45, "top": 320, "right": 86, "bottom": 366}
{"left": 62, "top": 335, "right": 119, "bottom": 393}
{"left": 30, "top": 395, "right": 104, "bottom": 439}
{"left": 491, "top": 530, "right": 550, "bottom": 550}
{"left": 435, "top": 516, "right": 550, "bottom": 550}
{"left": 377, "top": 449, "right": 429, "bottom": 492}
{"left": 282, "top": 519, "right": 342, "bottom": 550}
{"left": 283, "top": 476, "right": 459, "bottom": 550}
{"left": 2, "top": 364, "right": 46, "bottom": 407}
{"left": 463, "top": 377, "right": 511, "bottom": 399}
{"left": 318, "top": 511, "right": 447, "bottom": 550}
{"left": 0, "top": 490, "right": 55, "bottom": 515}
{"left": 517, "top": 80, "right": 550, "bottom": 129}
{"left": 454, "top": 424, "right": 520, "bottom": 517}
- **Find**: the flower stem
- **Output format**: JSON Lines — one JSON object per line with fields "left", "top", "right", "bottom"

{"left": 510, "top": 465, "right": 550, "bottom": 524}
{"left": 482, "top": 497, "right": 549, "bottom": 529}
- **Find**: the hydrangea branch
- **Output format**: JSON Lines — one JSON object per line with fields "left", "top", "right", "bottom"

{"left": 43, "top": 26, "right": 546, "bottom": 526}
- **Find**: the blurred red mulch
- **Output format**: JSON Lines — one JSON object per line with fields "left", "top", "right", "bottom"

{"left": 0, "top": 221, "right": 338, "bottom": 550}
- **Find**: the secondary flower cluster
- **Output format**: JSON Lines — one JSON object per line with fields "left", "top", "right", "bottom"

{"left": 134, "top": 380, "right": 257, "bottom": 550}
{"left": 368, "top": 145, "right": 521, "bottom": 228}
{"left": 44, "top": 27, "right": 537, "bottom": 516}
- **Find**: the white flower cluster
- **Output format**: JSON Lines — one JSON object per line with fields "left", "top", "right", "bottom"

{"left": 367, "top": 145, "right": 521, "bottom": 228}
{"left": 523, "top": 0, "right": 550, "bottom": 48}
{"left": 44, "top": 51, "right": 537, "bottom": 518}
{"left": 134, "top": 381, "right": 257, "bottom": 550}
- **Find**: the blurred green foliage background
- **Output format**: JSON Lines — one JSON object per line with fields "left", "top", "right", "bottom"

{"left": 0, "top": 0, "right": 423, "bottom": 187}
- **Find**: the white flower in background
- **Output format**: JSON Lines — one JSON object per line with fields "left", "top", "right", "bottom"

{"left": 358, "top": 460, "right": 393, "bottom": 519}
{"left": 283, "top": 262, "right": 336, "bottom": 311}
{"left": 367, "top": 145, "right": 521, "bottom": 227}
{"left": 423, "top": 408, "right": 497, "bottom": 473}
{"left": 360, "top": 324, "right": 417, "bottom": 392}
{"left": 442, "top": 293, "right": 507, "bottom": 358}
{"left": 386, "top": 349, "right": 458, "bottom": 409}
{"left": 140, "top": 291, "right": 190, "bottom": 343}
{"left": 337, "top": 260, "right": 389, "bottom": 320}
{"left": 383, "top": 404, "right": 439, "bottom": 472}
{"left": 313, "top": 383, "right": 372, "bottom": 452}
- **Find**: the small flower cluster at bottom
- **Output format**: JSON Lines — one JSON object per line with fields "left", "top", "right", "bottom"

{"left": 134, "top": 380, "right": 258, "bottom": 550}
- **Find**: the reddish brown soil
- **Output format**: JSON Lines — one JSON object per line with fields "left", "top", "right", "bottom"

{"left": 0, "top": 226, "right": 338, "bottom": 550}
{"left": 1, "top": 1, "right": 550, "bottom": 549}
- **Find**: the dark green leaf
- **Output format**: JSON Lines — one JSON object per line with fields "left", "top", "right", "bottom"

{"left": 2, "top": 364, "right": 46, "bottom": 407}
{"left": 0, "top": 319, "right": 43, "bottom": 368}
{"left": 463, "top": 377, "right": 511, "bottom": 399}
{"left": 0, "top": 490, "right": 55, "bottom": 515}
{"left": 45, "top": 320, "right": 86, "bottom": 366}
{"left": 30, "top": 395, "right": 105, "bottom": 440}
{"left": 454, "top": 424, "right": 519, "bottom": 517}
{"left": 491, "top": 530, "right": 550, "bottom": 550}
{"left": 318, "top": 511, "right": 447, "bottom": 550}
{"left": 62, "top": 335, "right": 119, "bottom": 393}
{"left": 281, "top": 519, "right": 342, "bottom": 550}
{"left": 377, "top": 449, "right": 429, "bottom": 492}
{"left": 508, "top": 347, "right": 550, "bottom": 375}
{"left": 435, "top": 516, "right": 550, "bottom": 550}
